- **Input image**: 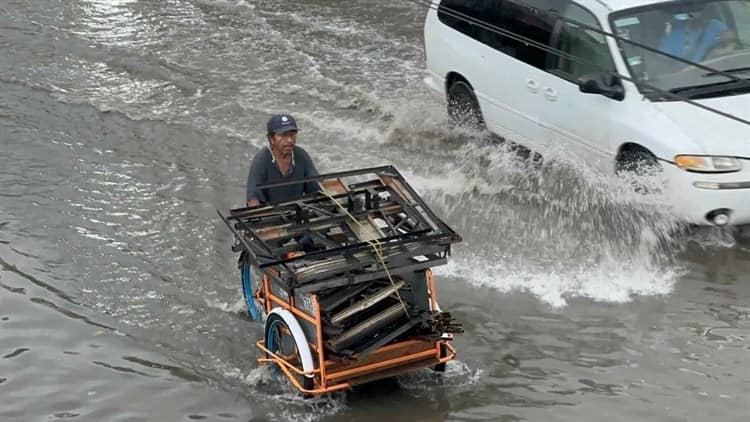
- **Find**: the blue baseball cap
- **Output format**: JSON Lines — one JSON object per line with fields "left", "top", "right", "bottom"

{"left": 266, "top": 114, "right": 299, "bottom": 135}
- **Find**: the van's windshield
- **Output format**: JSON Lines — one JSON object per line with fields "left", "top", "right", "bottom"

{"left": 610, "top": 0, "right": 750, "bottom": 100}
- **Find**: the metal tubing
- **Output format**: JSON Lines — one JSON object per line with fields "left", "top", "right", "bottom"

{"left": 262, "top": 279, "right": 317, "bottom": 325}
{"left": 330, "top": 280, "right": 406, "bottom": 324}
{"left": 318, "top": 282, "right": 374, "bottom": 312}
{"left": 426, "top": 269, "right": 437, "bottom": 312}
{"left": 291, "top": 243, "right": 446, "bottom": 285}
{"left": 353, "top": 316, "right": 423, "bottom": 360}
{"left": 256, "top": 166, "right": 395, "bottom": 189}
{"left": 216, "top": 210, "right": 270, "bottom": 265}
{"left": 256, "top": 341, "right": 319, "bottom": 376}
{"left": 325, "top": 348, "right": 436, "bottom": 381}
{"left": 386, "top": 167, "right": 460, "bottom": 238}
{"left": 327, "top": 303, "right": 406, "bottom": 351}
{"left": 313, "top": 294, "right": 326, "bottom": 387}
{"left": 258, "top": 228, "right": 433, "bottom": 268}
{"left": 296, "top": 258, "right": 446, "bottom": 294}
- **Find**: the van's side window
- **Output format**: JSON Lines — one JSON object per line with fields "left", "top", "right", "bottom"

{"left": 481, "top": 1, "right": 557, "bottom": 69}
{"left": 550, "top": 4, "right": 616, "bottom": 80}
{"left": 439, "top": 0, "right": 558, "bottom": 70}
{"left": 437, "top": 0, "right": 481, "bottom": 38}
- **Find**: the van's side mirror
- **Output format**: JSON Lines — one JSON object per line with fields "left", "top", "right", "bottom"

{"left": 578, "top": 73, "right": 625, "bottom": 101}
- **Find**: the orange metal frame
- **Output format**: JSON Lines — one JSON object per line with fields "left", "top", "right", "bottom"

{"left": 253, "top": 269, "right": 455, "bottom": 394}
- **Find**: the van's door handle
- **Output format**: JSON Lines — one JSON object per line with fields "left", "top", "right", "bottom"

{"left": 526, "top": 79, "right": 538, "bottom": 93}
{"left": 543, "top": 87, "right": 557, "bottom": 101}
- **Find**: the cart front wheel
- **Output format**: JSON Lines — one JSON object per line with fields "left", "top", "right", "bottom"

{"left": 264, "top": 311, "right": 315, "bottom": 392}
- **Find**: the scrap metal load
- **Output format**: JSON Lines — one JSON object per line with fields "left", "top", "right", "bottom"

{"left": 219, "top": 166, "right": 462, "bottom": 393}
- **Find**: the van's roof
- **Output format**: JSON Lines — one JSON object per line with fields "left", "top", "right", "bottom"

{"left": 595, "top": 0, "right": 672, "bottom": 13}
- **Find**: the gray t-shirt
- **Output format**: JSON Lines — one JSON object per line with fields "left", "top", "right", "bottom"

{"left": 246, "top": 146, "right": 320, "bottom": 204}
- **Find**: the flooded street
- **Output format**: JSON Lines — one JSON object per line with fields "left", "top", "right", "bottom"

{"left": 1, "top": 1, "right": 749, "bottom": 420}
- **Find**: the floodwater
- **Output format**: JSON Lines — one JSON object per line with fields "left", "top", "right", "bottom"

{"left": 1, "top": 1, "right": 748, "bottom": 421}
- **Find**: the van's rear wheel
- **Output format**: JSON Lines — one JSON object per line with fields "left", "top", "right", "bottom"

{"left": 447, "top": 80, "right": 485, "bottom": 131}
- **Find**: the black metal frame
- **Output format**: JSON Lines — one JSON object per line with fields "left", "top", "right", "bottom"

{"left": 219, "top": 166, "right": 461, "bottom": 294}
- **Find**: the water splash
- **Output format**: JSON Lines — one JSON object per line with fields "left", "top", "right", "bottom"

{"left": 397, "top": 359, "right": 483, "bottom": 394}
{"left": 392, "top": 126, "right": 688, "bottom": 306}
{"left": 203, "top": 296, "right": 247, "bottom": 314}
{"left": 236, "top": 366, "right": 346, "bottom": 421}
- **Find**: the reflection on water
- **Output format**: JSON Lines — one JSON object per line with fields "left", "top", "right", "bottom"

{"left": 69, "top": 0, "right": 141, "bottom": 44}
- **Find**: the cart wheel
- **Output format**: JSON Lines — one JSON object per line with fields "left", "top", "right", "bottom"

{"left": 241, "top": 261, "right": 262, "bottom": 321}
{"left": 433, "top": 342, "right": 448, "bottom": 373}
{"left": 264, "top": 311, "right": 315, "bottom": 393}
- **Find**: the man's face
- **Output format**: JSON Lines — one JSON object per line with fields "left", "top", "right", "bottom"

{"left": 271, "top": 131, "right": 297, "bottom": 153}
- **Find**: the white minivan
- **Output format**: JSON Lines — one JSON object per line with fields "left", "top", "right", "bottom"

{"left": 424, "top": 0, "right": 750, "bottom": 226}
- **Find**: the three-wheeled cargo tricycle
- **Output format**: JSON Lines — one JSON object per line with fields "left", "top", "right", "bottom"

{"left": 219, "top": 166, "right": 462, "bottom": 395}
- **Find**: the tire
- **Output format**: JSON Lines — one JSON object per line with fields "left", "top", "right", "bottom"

{"left": 241, "top": 261, "right": 262, "bottom": 321}
{"left": 447, "top": 80, "right": 485, "bottom": 131}
{"left": 616, "top": 146, "right": 661, "bottom": 194}
{"left": 433, "top": 342, "right": 448, "bottom": 373}
{"left": 264, "top": 313, "right": 315, "bottom": 392}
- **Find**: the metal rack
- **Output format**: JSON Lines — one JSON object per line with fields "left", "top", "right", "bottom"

{"left": 219, "top": 165, "right": 461, "bottom": 294}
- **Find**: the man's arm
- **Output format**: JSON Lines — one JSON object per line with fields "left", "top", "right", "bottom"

{"left": 695, "top": 19, "right": 730, "bottom": 61}
{"left": 300, "top": 149, "right": 320, "bottom": 194}
{"left": 246, "top": 155, "right": 267, "bottom": 207}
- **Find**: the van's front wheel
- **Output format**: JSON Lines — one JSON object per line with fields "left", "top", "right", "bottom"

{"left": 616, "top": 146, "right": 662, "bottom": 194}
{"left": 447, "top": 80, "right": 485, "bottom": 131}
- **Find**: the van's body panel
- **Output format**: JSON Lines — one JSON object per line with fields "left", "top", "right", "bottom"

{"left": 652, "top": 96, "right": 750, "bottom": 157}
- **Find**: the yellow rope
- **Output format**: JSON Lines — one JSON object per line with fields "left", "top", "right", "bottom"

{"left": 319, "top": 188, "right": 410, "bottom": 318}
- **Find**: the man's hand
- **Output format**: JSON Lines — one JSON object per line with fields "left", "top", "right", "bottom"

{"left": 247, "top": 199, "right": 261, "bottom": 208}
{"left": 718, "top": 30, "right": 737, "bottom": 44}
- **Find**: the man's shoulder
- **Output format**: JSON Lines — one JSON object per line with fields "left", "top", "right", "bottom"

{"left": 294, "top": 146, "right": 311, "bottom": 156}
{"left": 294, "top": 145, "right": 312, "bottom": 162}
{"left": 294, "top": 146, "right": 315, "bottom": 163}
{"left": 251, "top": 147, "right": 272, "bottom": 163}
{"left": 253, "top": 146, "right": 272, "bottom": 158}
